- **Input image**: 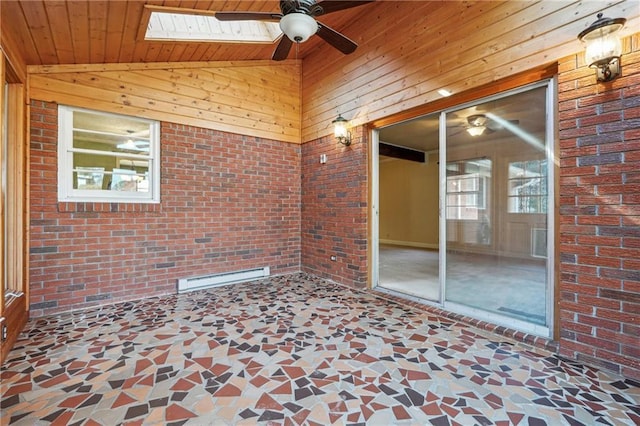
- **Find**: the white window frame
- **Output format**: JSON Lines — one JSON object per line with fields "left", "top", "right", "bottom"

{"left": 57, "top": 106, "right": 160, "bottom": 203}
{"left": 507, "top": 159, "right": 548, "bottom": 214}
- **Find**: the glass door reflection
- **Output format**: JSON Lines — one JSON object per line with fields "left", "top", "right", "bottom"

{"left": 444, "top": 86, "right": 550, "bottom": 327}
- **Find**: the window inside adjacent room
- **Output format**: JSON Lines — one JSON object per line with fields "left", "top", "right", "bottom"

{"left": 507, "top": 159, "right": 548, "bottom": 213}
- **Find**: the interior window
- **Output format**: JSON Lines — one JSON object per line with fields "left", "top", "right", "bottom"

{"left": 446, "top": 158, "right": 491, "bottom": 221}
{"left": 507, "top": 159, "right": 548, "bottom": 213}
{"left": 58, "top": 106, "right": 160, "bottom": 203}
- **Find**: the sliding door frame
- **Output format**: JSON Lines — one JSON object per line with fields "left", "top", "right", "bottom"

{"left": 370, "top": 65, "right": 558, "bottom": 338}
{"left": 439, "top": 79, "right": 556, "bottom": 338}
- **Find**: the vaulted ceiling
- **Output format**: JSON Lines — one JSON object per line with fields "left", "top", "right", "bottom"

{"left": 4, "top": 1, "right": 639, "bottom": 145}
{"left": 0, "top": 0, "right": 371, "bottom": 65}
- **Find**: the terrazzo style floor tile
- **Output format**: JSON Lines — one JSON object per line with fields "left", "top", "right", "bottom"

{"left": 1, "top": 273, "right": 639, "bottom": 425}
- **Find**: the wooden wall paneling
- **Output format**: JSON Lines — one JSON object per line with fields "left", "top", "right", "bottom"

{"left": 6, "top": 87, "right": 15, "bottom": 296}
{"left": 42, "top": 1, "right": 75, "bottom": 64}
{"left": 301, "top": 1, "right": 504, "bottom": 134}
{"left": 118, "top": 1, "right": 147, "bottom": 63}
{"left": 140, "top": 66, "right": 299, "bottom": 135}
{"left": 3, "top": 0, "right": 339, "bottom": 66}
{"left": 302, "top": 0, "right": 493, "bottom": 96}
{"left": 29, "top": 73, "right": 285, "bottom": 138}
{"left": 131, "top": 0, "right": 165, "bottom": 62}
{"left": 28, "top": 60, "right": 280, "bottom": 74}
{"left": 27, "top": 60, "right": 278, "bottom": 74}
{"left": 167, "top": 68, "right": 299, "bottom": 112}
{"left": 188, "top": 42, "right": 216, "bottom": 63}
{"left": 0, "top": 2, "right": 37, "bottom": 72}
{"left": 370, "top": 64, "right": 557, "bottom": 130}
{"left": 166, "top": 42, "right": 196, "bottom": 63}
{"left": 28, "top": 62, "right": 302, "bottom": 143}
{"left": 353, "top": 2, "right": 635, "bottom": 131}
{"left": 302, "top": 1, "right": 538, "bottom": 126}
{"left": 67, "top": 0, "right": 91, "bottom": 64}
{"left": 302, "top": 1, "right": 461, "bottom": 89}
{"left": 7, "top": 83, "right": 25, "bottom": 297}
{"left": 159, "top": 44, "right": 182, "bottom": 63}
{"left": 131, "top": 67, "right": 299, "bottom": 130}
{"left": 104, "top": 1, "right": 129, "bottom": 64}
{"left": 301, "top": 1, "right": 639, "bottom": 141}
{"left": 19, "top": 0, "right": 59, "bottom": 64}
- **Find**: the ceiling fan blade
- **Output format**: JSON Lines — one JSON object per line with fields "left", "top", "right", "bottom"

{"left": 215, "top": 11, "right": 281, "bottom": 21}
{"left": 317, "top": 0, "right": 375, "bottom": 15}
{"left": 272, "top": 36, "right": 293, "bottom": 61}
{"left": 316, "top": 22, "right": 357, "bottom": 54}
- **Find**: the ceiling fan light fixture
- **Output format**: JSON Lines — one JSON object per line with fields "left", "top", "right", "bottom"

{"left": 118, "top": 139, "right": 138, "bottom": 150}
{"left": 279, "top": 13, "right": 318, "bottom": 43}
{"left": 466, "top": 126, "right": 486, "bottom": 137}
{"left": 466, "top": 114, "right": 487, "bottom": 137}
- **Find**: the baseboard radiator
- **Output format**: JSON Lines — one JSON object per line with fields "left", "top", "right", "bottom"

{"left": 177, "top": 267, "right": 270, "bottom": 293}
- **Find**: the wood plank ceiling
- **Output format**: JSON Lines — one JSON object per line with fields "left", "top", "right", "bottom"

{"left": 1, "top": 0, "right": 366, "bottom": 65}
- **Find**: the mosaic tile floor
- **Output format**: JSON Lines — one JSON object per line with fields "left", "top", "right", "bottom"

{"left": 2, "top": 273, "right": 639, "bottom": 425}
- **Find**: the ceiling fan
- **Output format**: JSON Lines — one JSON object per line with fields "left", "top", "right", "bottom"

{"left": 215, "top": 0, "right": 374, "bottom": 61}
{"left": 117, "top": 130, "right": 150, "bottom": 152}
{"left": 450, "top": 114, "right": 520, "bottom": 137}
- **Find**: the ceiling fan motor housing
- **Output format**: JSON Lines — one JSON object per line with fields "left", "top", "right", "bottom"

{"left": 280, "top": 0, "right": 323, "bottom": 16}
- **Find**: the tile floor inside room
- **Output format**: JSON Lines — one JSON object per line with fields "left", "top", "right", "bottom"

{"left": 1, "top": 273, "right": 639, "bottom": 425}
{"left": 378, "top": 245, "right": 547, "bottom": 325}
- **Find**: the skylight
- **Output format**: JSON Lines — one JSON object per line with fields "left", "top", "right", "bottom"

{"left": 144, "top": 9, "right": 283, "bottom": 44}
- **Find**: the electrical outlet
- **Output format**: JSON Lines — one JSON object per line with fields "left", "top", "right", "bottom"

{"left": 1, "top": 324, "right": 7, "bottom": 341}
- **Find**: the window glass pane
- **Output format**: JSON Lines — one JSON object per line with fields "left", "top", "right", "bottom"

{"left": 445, "top": 160, "right": 490, "bottom": 221}
{"left": 508, "top": 159, "right": 547, "bottom": 213}
{"left": 74, "top": 167, "right": 105, "bottom": 190}
{"left": 445, "top": 85, "right": 549, "bottom": 328}
{"left": 72, "top": 153, "right": 150, "bottom": 192}
{"left": 59, "top": 106, "right": 158, "bottom": 202}
{"left": 73, "top": 129, "right": 150, "bottom": 155}
{"left": 73, "top": 110, "right": 148, "bottom": 137}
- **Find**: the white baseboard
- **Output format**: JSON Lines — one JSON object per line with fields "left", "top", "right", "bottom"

{"left": 380, "top": 239, "right": 438, "bottom": 250}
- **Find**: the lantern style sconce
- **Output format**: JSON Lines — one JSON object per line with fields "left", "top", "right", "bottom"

{"left": 578, "top": 13, "right": 626, "bottom": 82}
{"left": 332, "top": 114, "right": 351, "bottom": 146}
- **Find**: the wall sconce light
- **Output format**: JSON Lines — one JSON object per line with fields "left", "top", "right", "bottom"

{"left": 332, "top": 114, "right": 351, "bottom": 146}
{"left": 578, "top": 13, "right": 626, "bottom": 82}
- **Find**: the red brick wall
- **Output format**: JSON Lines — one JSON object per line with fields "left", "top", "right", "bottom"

{"left": 301, "top": 127, "right": 369, "bottom": 287}
{"left": 557, "top": 35, "right": 640, "bottom": 380}
{"left": 29, "top": 100, "right": 301, "bottom": 317}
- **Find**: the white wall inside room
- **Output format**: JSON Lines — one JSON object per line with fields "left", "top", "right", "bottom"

{"left": 379, "top": 153, "right": 439, "bottom": 249}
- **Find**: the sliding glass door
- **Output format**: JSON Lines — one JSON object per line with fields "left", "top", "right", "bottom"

{"left": 442, "top": 84, "right": 553, "bottom": 333}
{"left": 375, "top": 81, "right": 554, "bottom": 336}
